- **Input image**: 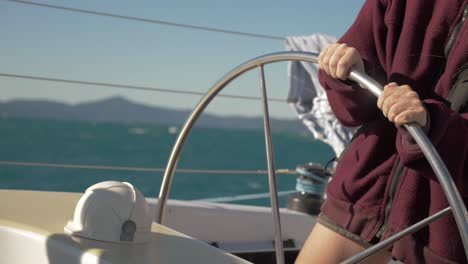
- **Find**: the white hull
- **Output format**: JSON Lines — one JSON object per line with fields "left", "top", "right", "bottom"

{"left": 149, "top": 198, "right": 316, "bottom": 253}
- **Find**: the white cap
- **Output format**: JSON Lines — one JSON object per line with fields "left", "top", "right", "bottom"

{"left": 65, "top": 181, "right": 152, "bottom": 243}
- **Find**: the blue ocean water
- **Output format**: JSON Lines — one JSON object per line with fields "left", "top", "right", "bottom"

{"left": 0, "top": 118, "right": 334, "bottom": 206}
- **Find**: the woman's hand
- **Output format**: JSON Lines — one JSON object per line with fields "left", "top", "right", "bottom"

{"left": 318, "top": 43, "right": 365, "bottom": 80}
{"left": 377, "top": 82, "right": 429, "bottom": 128}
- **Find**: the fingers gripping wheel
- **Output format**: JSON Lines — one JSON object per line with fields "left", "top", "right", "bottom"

{"left": 65, "top": 181, "right": 152, "bottom": 243}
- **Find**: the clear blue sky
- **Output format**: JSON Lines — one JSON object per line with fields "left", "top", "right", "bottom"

{"left": 1, "top": 0, "right": 365, "bottom": 118}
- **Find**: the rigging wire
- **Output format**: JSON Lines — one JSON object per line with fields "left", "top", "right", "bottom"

{"left": 3, "top": 0, "right": 285, "bottom": 41}
{"left": 1, "top": 1, "right": 287, "bottom": 102}
{"left": 0, "top": 161, "right": 297, "bottom": 175}
{"left": 193, "top": 190, "right": 296, "bottom": 203}
{"left": 0, "top": 73, "right": 286, "bottom": 102}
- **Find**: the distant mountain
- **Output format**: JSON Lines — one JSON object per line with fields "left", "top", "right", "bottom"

{"left": 0, "top": 97, "right": 309, "bottom": 135}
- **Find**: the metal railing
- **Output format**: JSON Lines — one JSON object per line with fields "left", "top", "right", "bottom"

{"left": 156, "top": 51, "right": 468, "bottom": 264}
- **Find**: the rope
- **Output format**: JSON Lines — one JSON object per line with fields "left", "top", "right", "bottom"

{"left": 295, "top": 166, "right": 328, "bottom": 183}
{"left": 0, "top": 73, "right": 285, "bottom": 102}
{"left": 294, "top": 166, "right": 330, "bottom": 196}
{"left": 295, "top": 177, "right": 327, "bottom": 195}
{"left": 0, "top": 161, "right": 297, "bottom": 175}
{"left": 3, "top": 0, "right": 284, "bottom": 41}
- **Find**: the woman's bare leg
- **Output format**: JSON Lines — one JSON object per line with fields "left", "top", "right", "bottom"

{"left": 295, "top": 223, "right": 392, "bottom": 264}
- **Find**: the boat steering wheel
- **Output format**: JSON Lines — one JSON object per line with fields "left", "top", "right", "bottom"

{"left": 156, "top": 51, "right": 468, "bottom": 264}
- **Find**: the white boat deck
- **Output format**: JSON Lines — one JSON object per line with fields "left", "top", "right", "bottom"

{"left": 0, "top": 190, "right": 251, "bottom": 264}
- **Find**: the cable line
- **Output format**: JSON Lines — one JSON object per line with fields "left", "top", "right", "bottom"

{"left": 4, "top": 0, "right": 284, "bottom": 41}
{"left": 193, "top": 190, "right": 296, "bottom": 203}
{"left": 0, "top": 161, "right": 297, "bottom": 175}
{"left": 0, "top": 73, "right": 285, "bottom": 102}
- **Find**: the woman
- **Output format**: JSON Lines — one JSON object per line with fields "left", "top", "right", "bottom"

{"left": 296, "top": 0, "right": 468, "bottom": 263}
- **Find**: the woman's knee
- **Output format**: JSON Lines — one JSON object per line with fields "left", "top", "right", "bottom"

{"left": 295, "top": 223, "right": 391, "bottom": 264}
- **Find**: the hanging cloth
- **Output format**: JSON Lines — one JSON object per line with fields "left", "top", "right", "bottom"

{"left": 285, "top": 34, "right": 357, "bottom": 156}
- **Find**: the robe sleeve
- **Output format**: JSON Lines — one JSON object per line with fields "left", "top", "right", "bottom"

{"left": 319, "top": 0, "right": 389, "bottom": 127}
{"left": 396, "top": 100, "right": 468, "bottom": 197}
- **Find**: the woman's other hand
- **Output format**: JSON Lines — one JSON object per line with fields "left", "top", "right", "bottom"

{"left": 318, "top": 43, "right": 365, "bottom": 80}
{"left": 377, "top": 83, "right": 429, "bottom": 129}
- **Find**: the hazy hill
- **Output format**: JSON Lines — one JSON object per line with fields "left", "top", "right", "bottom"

{"left": 0, "top": 97, "right": 308, "bottom": 135}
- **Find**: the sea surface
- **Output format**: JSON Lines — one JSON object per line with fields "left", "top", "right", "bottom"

{"left": 0, "top": 118, "right": 334, "bottom": 206}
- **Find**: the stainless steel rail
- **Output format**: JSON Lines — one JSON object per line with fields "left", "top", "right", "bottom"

{"left": 341, "top": 207, "right": 452, "bottom": 264}
{"left": 156, "top": 51, "right": 468, "bottom": 263}
{"left": 259, "top": 64, "right": 285, "bottom": 264}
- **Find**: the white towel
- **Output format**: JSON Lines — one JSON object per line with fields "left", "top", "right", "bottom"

{"left": 285, "top": 34, "right": 357, "bottom": 156}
